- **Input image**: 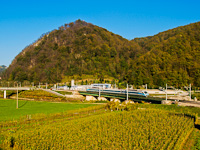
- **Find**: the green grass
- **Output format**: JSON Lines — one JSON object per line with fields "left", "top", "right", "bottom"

{"left": 0, "top": 99, "right": 96, "bottom": 121}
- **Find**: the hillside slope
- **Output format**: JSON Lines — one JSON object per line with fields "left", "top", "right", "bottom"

{"left": 4, "top": 20, "right": 200, "bottom": 87}
{"left": 131, "top": 22, "right": 200, "bottom": 87}
{"left": 5, "top": 20, "right": 144, "bottom": 83}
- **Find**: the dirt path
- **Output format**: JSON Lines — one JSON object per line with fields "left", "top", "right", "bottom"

{"left": 178, "top": 101, "right": 200, "bottom": 108}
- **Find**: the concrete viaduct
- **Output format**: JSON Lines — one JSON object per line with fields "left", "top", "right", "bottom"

{"left": 0, "top": 87, "right": 31, "bottom": 99}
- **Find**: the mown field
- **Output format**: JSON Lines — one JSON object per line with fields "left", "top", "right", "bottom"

{"left": 0, "top": 99, "right": 96, "bottom": 121}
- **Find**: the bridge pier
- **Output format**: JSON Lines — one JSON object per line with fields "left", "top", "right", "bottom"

{"left": 4, "top": 90, "right": 6, "bottom": 99}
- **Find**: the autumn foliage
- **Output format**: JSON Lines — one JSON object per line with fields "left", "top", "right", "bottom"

{"left": 4, "top": 20, "right": 200, "bottom": 88}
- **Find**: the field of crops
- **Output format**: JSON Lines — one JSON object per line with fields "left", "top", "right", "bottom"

{"left": 1, "top": 109, "right": 195, "bottom": 149}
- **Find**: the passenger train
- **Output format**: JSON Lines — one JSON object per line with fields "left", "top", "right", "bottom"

{"left": 86, "top": 88, "right": 149, "bottom": 97}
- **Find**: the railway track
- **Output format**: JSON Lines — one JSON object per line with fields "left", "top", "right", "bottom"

{"left": 79, "top": 91, "right": 165, "bottom": 104}
{"left": 79, "top": 91, "right": 200, "bottom": 105}
{"left": 79, "top": 91, "right": 200, "bottom": 109}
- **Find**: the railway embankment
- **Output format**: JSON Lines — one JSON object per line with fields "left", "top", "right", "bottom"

{"left": 178, "top": 101, "right": 200, "bottom": 108}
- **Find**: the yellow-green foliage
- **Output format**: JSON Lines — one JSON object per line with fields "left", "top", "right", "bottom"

{"left": 106, "top": 101, "right": 138, "bottom": 111}
{"left": 0, "top": 91, "right": 3, "bottom": 97}
{"left": 19, "top": 90, "right": 61, "bottom": 101}
{"left": 4, "top": 20, "right": 200, "bottom": 87}
{"left": 62, "top": 74, "right": 115, "bottom": 82}
{"left": 2, "top": 109, "right": 195, "bottom": 149}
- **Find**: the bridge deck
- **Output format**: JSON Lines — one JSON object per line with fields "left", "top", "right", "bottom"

{"left": 0, "top": 87, "right": 31, "bottom": 90}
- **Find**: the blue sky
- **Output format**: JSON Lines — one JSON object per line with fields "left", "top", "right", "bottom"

{"left": 0, "top": 0, "right": 200, "bottom": 66}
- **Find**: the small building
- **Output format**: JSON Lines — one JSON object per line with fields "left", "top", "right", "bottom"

{"left": 71, "top": 79, "right": 75, "bottom": 87}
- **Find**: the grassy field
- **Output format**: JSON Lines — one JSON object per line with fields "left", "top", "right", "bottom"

{"left": 0, "top": 99, "right": 96, "bottom": 121}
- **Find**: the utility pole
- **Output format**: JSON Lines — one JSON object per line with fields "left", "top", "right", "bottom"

{"left": 99, "top": 86, "right": 101, "bottom": 97}
{"left": 127, "top": 84, "right": 128, "bottom": 100}
{"left": 16, "top": 83, "right": 18, "bottom": 109}
{"left": 146, "top": 84, "right": 147, "bottom": 91}
{"left": 46, "top": 83, "right": 48, "bottom": 89}
{"left": 166, "top": 83, "right": 167, "bottom": 101}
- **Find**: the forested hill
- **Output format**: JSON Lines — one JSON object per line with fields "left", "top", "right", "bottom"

{"left": 4, "top": 20, "right": 200, "bottom": 87}
{"left": 4, "top": 20, "right": 145, "bottom": 83}
{"left": 131, "top": 22, "right": 200, "bottom": 87}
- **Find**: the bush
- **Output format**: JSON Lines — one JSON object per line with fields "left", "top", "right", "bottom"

{"left": 106, "top": 101, "right": 139, "bottom": 111}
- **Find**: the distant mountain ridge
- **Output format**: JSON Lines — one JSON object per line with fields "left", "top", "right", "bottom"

{"left": 4, "top": 20, "right": 200, "bottom": 87}
{"left": 0, "top": 65, "right": 7, "bottom": 73}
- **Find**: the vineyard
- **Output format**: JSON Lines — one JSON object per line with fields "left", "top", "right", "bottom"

{"left": 1, "top": 108, "right": 196, "bottom": 150}
{"left": 139, "top": 103, "right": 200, "bottom": 117}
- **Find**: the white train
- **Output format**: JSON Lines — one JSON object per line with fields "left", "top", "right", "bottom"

{"left": 86, "top": 88, "right": 149, "bottom": 97}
